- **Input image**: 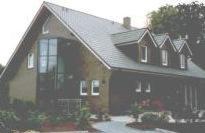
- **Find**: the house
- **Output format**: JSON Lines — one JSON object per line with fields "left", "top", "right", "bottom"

{"left": 0, "top": 2, "right": 205, "bottom": 114}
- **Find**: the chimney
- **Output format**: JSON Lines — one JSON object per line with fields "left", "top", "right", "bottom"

{"left": 123, "top": 17, "right": 131, "bottom": 29}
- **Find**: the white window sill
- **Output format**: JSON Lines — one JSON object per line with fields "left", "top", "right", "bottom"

{"left": 80, "top": 93, "right": 88, "bottom": 96}
{"left": 92, "top": 93, "right": 99, "bottom": 96}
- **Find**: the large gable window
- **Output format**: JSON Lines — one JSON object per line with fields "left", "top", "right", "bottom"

{"left": 140, "top": 46, "right": 147, "bottom": 63}
{"left": 92, "top": 80, "right": 100, "bottom": 96}
{"left": 180, "top": 54, "right": 186, "bottom": 69}
{"left": 161, "top": 50, "right": 168, "bottom": 66}
{"left": 28, "top": 52, "right": 34, "bottom": 69}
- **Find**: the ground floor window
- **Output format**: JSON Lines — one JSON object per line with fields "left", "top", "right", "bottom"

{"left": 135, "top": 81, "right": 141, "bottom": 93}
{"left": 144, "top": 82, "right": 151, "bottom": 93}
{"left": 92, "top": 80, "right": 100, "bottom": 96}
{"left": 80, "top": 80, "right": 87, "bottom": 96}
{"left": 135, "top": 80, "right": 151, "bottom": 93}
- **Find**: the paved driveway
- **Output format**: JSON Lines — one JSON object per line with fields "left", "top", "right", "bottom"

{"left": 92, "top": 121, "right": 163, "bottom": 133}
{"left": 92, "top": 116, "right": 176, "bottom": 133}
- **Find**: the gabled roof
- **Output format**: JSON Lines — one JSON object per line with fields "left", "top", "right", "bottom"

{"left": 153, "top": 34, "right": 177, "bottom": 52}
{"left": 1, "top": 2, "right": 205, "bottom": 80}
{"left": 173, "top": 39, "right": 193, "bottom": 56}
{"left": 111, "top": 28, "right": 158, "bottom": 47}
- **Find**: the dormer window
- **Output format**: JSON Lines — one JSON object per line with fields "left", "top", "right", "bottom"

{"left": 140, "top": 46, "right": 147, "bottom": 63}
{"left": 161, "top": 50, "right": 168, "bottom": 66}
{"left": 180, "top": 54, "right": 186, "bottom": 69}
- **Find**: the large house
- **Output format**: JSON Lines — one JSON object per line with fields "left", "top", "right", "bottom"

{"left": 0, "top": 2, "right": 205, "bottom": 114}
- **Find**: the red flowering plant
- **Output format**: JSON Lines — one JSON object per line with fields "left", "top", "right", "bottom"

{"left": 138, "top": 98, "right": 165, "bottom": 112}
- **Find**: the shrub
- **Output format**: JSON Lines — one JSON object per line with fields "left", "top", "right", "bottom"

{"left": 130, "top": 104, "right": 144, "bottom": 120}
{"left": 77, "top": 106, "right": 91, "bottom": 130}
{"left": 12, "top": 99, "right": 35, "bottom": 120}
{"left": 27, "top": 111, "right": 47, "bottom": 129}
{"left": 141, "top": 112, "right": 168, "bottom": 124}
{"left": 0, "top": 110, "right": 20, "bottom": 129}
{"left": 48, "top": 113, "right": 76, "bottom": 125}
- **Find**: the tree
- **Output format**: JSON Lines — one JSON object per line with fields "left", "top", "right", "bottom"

{"left": 148, "top": 5, "right": 179, "bottom": 38}
{"left": 148, "top": 1, "right": 205, "bottom": 69}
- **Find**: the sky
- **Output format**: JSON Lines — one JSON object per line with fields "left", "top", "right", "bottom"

{"left": 0, "top": 0, "right": 204, "bottom": 65}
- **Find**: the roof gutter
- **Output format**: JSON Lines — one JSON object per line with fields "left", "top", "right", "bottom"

{"left": 111, "top": 67, "right": 205, "bottom": 80}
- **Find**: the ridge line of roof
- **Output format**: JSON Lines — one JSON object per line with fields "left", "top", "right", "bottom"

{"left": 111, "top": 28, "right": 147, "bottom": 35}
{"left": 44, "top": 1, "right": 124, "bottom": 26}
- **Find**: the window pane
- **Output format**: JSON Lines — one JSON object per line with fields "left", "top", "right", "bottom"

{"left": 162, "top": 50, "right": 168, "bottom": 65}
{"left": 48, "top": 56, "right": 57, "bottom": 72}
{"left": 92, "top": 80, "right": 100, "bottom": 95}
{"left": 49, "top": 39, "right": 57, "bottom": 55}
{"left": 39, "top": 40, "right": 48, "bottom": 56}
{"left": 58, "top": 57, "right": 64, "bottom": 73}
{"left": 80, "top": 81, "right": 87, "bottom": 95}
{"left": 93, "top": 87, "right": 99, "bottom": 93}
{"left": 93, "top": 80, "right": 100, "bottom": 87}
{"left": 39, "top": 57, "right": 47, "bottom": 73}
{"left": 28, "top": 53, "right": 34, "bottom": 68}
{"left": 141, "top": 46, "right": 147, "bottom": 62}
{"left": 135, "top": 81, "right": 141, "bottom": 92}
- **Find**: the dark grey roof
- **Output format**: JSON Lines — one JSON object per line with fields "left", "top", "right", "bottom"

{"left": 173, "top": 39, "right": 193, "bottom": 55}
{"left": 153, "top": 34, "right": 167, "bottom": 46}
{"left": 111, "top": 29, "right": 147, "bottom": 45}
{"left": 44, "top": 2, "right": 205, "bottom": 78}
{"left": 173, "top": 39, "right": 186, "bottom": 50}
{"left": 1, "top": 2, "right": 204, "bottom": 80}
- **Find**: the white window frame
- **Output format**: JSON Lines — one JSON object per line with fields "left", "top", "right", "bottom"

{"left": 145, "top": 82, "right": 151, "bottom": 93}
{"left": 91, "top": 80, "right": 100, "bottom": 96}
{"left": 140, "top": 46, "right": 147, "bottom": 63}
{"left": 80, "top": 80, "right": 87, "bottom": 96}
{"left": 180, "top": 54, "right": 185, "bottom": 69}
{"left": 42, "top": 16, "right": 50, "bottom": 34}
{"left": 161, "top": 50, "right": 168, "bottom": 66}
{"left": 135, "top": 81, "right": 141, "bottom": 93}
{"left": 27, "top": 52, "right": 34, "bottom": 69}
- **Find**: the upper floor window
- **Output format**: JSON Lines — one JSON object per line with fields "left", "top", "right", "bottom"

{"left": 42, "top": 16, "right": 50, "bottom": 34}
{"left": 80, "top": 80, "right": 87, "bottom": 96}
{"left": 28, "top": 52, "right": 34, "bottom": 69}
{"left": 180, "top": 54, "right": 186, "bottom": 69}
{"left": 140, "top": 46, "right": 147, "bottom": 63}
{"left": 161, "top": 50, "right": 168, "bottom": 66}
{"left": 92, "top": 80, "right": 100, "bottom": 96}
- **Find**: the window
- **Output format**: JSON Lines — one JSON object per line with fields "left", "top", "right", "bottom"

{"left": 92, "top": 80, "right": 100, "bottom": 96}
{"left": 135, "top": 81, "right": 141, "bottom": 93}
{"left": 28, "top": 52, "right": 34, "bottom": 69}
{"left": 161, "top": 50, "right": 168, "bottom": 66}
{"left": 144, "top": 82, "right": 151, "bottom": 93}
{"left": 38, "top": 39, "right": 66, "bottom": 90}
{"left": 140, "top": 46, "right": 147, "bottom": 63}
{"left": 42, "top": 17, "right": 50, "bottom": 34}
{"left": 180, "top": 54, "right": 185, "bottom": 69}
{"left": 80, "top": 81, "right": 87, "bottom": 96}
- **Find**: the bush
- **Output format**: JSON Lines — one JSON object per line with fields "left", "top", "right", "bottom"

{"left": 27, "top": 111, "right": 47, "bottom": 129}
{"left": 47, "top": 113, "right": 77, "bottom": 125}
{"left": 130, "top": 104, "right": 144, "bottom": 120}
{"left": 0, "top": 110, "right": 20, "bottom": 129}
{"left": 141, "top": 112, "right": 168, "bottom": 124}
{"left": 12, "top": 99, "right": 35, "bottom": 120}
{"left": 77, "top": 107, "right": 91, "bottom": 130}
